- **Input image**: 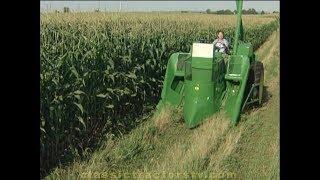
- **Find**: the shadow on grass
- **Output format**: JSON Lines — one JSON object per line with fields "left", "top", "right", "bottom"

{"left": 262, "top": 85, "right": 272, "bottom": 104}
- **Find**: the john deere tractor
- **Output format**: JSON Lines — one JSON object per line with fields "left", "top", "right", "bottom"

{"left": 156, "top": 0, "right": 264, "bottom": 128}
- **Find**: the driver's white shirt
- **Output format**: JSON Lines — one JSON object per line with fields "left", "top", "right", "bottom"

{"left": 213, "top": 39, "right": 229, "bottom": 53}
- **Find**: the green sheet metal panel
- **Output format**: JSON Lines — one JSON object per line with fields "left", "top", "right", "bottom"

{"left": 183, "top": 45, "right": 226, "bottom": 128}
{"left": 224, "top": 55, "right": 250, "bottom": 125}
{"left": 156, "top": 52, "right": 191, "bottom": 110}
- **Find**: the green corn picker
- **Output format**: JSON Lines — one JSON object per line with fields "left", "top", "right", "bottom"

{"left": 156, "top": 0, "right": 264, "bottom": 128}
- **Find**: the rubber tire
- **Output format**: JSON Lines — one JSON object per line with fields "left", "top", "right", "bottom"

{"left": 250, "top": 61, "right": 264, "bottom": 104}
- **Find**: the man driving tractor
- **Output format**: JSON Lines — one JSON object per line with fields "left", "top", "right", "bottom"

{"left": 213, "top": 31, "right": 229, "bottom": 54}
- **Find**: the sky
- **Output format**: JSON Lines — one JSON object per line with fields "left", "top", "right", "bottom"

{"left": 40, "top": 1, "right": 280, "bottom": 13}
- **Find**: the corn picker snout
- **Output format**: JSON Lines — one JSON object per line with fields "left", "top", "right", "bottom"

{"left": 156, "top": 0, "right": 264, "bottom": 128}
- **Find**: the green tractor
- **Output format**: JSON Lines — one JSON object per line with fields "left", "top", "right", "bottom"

{"left": 156, "top": 0, "right": 264, "bottom": 128}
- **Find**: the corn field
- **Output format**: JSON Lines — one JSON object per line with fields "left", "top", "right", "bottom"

{"left": 40, "top": 12, "right": 279, "bottom": 176}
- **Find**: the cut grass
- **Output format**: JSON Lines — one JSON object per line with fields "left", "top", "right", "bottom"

{"left": 47, "top": 29, "right": 280, "bottom": 179}
{"left": 150, "top": 112, "right": 231, "bottom": 173}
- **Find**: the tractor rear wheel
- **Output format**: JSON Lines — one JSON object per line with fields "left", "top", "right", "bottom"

{"left": 250, "top": 61, "right": 264, "bottom": 105}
